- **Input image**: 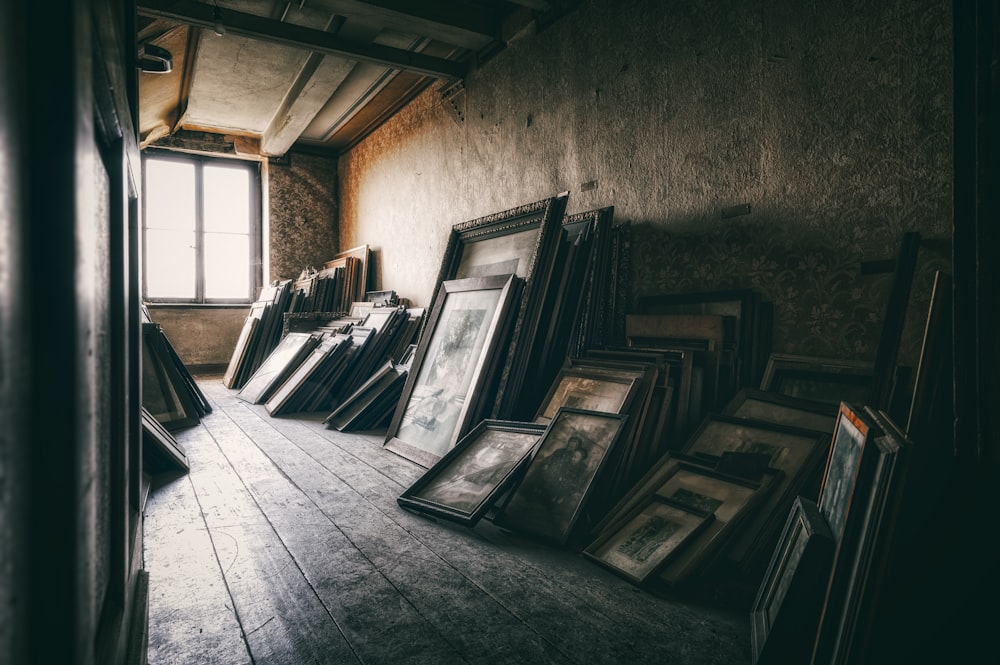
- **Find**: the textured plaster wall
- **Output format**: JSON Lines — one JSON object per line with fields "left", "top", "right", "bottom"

{"left": 338, "top": 0, "right": 952, "bottom": 359}
{"left": 268, "top": 150, "right": 340, "bottom": 280}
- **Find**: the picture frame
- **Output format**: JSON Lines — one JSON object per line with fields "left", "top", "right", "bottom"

{"left": 654, "top": 464, "right": 774, "bottom": 586}
{"left": 236, "top": 332, "right": 320, "bottom": 405}
{"left": 323, "top": 243, "right": 371, "bottom": 302}
{"left": 823, "top": 410, "right": 909, "bottom": 665}
{"left": 809, "top": 402, "right": 885, "bottom": 664}
{"left": 722, "top": 388, "right": 838, "bottom": 435}
{"left": 677, "top": 414, "right": 830, "bottom": 568}
{"left": 264, "top": 333, "right": 353, "bottom": 416}
{"left": 583, "top": 495, "right": 714, "bottom": 586}
{"left": 749, "top": 496, "right": 835, "bottom": 665}
{"left": 493, "top": 407, "right": 628, "bottom": 546}
{"left": 759, "top": 353, "right": 874, "bottom": 406}
{"left": 397, "top": 420, "right": 548, "bottom": 527}
{"left": 384, "top": 274, "right": 522, "bottom": 468}
{"left": 637, "top": 288, "right": 768, "bottom": 389}
{"left": 534, "top": 366, "right": 641, "bottom": 423}
{"left": 431, "top": 194, "right": 568, "bottom": 421}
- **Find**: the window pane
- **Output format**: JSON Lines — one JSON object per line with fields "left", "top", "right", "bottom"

{"left": 204, "top": 233, "right": 250, "bottom": 299}
{"left": 204, "top": 165, "right": 251, "bottom": 234}
{"left": 145, "top": 158, "right": 196, "bottom": 232}
{"left": 145, "top": 229, "right": 196, "bottom": 298}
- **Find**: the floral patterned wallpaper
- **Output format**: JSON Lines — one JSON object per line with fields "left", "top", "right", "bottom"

{"left": 268, "top": 151, "right": 340, "bottom": 281}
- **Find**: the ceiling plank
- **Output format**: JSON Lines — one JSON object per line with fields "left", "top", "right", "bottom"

{"left": 136, "top": 0, "right": 467, "bottom": 80}
{"left": 307, "top": 0, "right": 497, "bottom": 50}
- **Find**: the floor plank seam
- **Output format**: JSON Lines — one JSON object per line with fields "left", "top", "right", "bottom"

{"left": 203, "top": 386, "right": 581, "bottom": 663}
{"left": 199, "top": 389, "right": 480, "bottom": 664}
{"left": 183, "top": 461, "right": 260, "bottom": 665}
{"left": 198, "top": 407, "right": 370, "bottom": 665}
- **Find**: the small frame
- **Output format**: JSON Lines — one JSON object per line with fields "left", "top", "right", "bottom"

{"left": 534, "top": 367, "right": 640, "bottom": 423}
{"left": 749, "top": 496, "right": 835, "bottom": 665}
{"left": 493, "top": 408, "right": 628, "bottom": 546}
{"left": 384, "top": 274, "right": 521, "bottom": 468}
{"left": 722, "top": 388, "right": 838, "bottom": 435}
{"left": 678, "top": 414, "right": 830, "bottom": 567}
{"left": 583, "top": 496, "right": 714, "bottom": 585}
{"left": 760, "top": 353, "right": 874, "bottom": 406}
{"left": 397, "top": 420, "right": 548, "bottom": 527}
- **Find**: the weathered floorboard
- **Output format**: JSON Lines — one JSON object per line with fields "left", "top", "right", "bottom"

{"left": 145, "top": 377, "right": 753, "bottom": 665}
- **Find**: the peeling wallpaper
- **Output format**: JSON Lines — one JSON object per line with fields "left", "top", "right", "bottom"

{"left": 339, "top": 0, "right": 953, "bottom": 360}
{"left": 268, "top": 150, "right": 340, "bottom": 281}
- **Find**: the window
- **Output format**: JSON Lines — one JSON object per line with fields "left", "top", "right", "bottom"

{"left": 142, "top": 152, "right": 261, "bottom": 303}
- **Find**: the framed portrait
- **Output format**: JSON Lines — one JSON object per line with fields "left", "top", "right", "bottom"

{"left": 678, "top": 414, "right": 830, "bottom": 567}
{"left": 749, "top": 496, "right": 835, "bottom": 665}
{"left": 431, "top": 194, "right": 568, "bottom": 421}
{"left": 384, "top": 274, "right": 522, "bottom": 468}
{"left": 583, "top": 496, "right": 714, "bottom": 585}
{"left": 397, "top": 420, "right": 548, "bottom": 527}
{"left": 722, "top": 388, "right": 838, "bottom": 435}
{"left": 493, "top": 408, "right": 628, "bottom": 546}
{"left": 817, "top": 403, "right": 881, "bottom": 540}
{"left": 760, "top": 353, "right": 874, "bottom": 406}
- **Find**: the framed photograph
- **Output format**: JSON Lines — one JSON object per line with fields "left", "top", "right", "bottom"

{"left": 384, "top": 274, "right": 521, "bottom": 468}
{"left": 534, "top": 367, "right": 640, "bottom": 423}
{"left": 760, "top": 353, "right": 874, "bottom": 406}
{"left": 493, "top": 408, "right": 628, "bottom": 546}
{"left": 431, "top": 194, "right": 568, "bottom": 421}
{"left": 749, "top": 496, "right": 835, "bottom": 665}
{"left": 722, "top": 388, "right": 838, "bottom": 435}
{"left": 583, "top": 496, "right": 714, "bottom": 585}
{"left": 397, "top": 420, "right": 548, "bottom": 527}
{"left": 678, "top": 414, "right": 830, "bottom": 567}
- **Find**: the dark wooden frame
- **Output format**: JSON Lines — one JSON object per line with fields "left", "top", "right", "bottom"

{"left": 384, "top": 274, "right": 522, "bottom": 468}
{"left": 637, "top": 288, "right": 766, "bottom": 389}
{"left": 583, "top": 495, "right": 714, "bottom": 585}
{"left": 760, "top": 353, "right": 875, "bottom": 406}
{"left": 493, "top": 407, "right": 629, "bottom": 546}
{"left": 323, "top": 243, "right": 371, "bottom": 303}
{"left": 678, "top": 414, "right": 830, "bottom": 568}
{"left": 749, "top": 496, "right": 835, "bottom": 665}
{"left": 534, "top": 366, "right": 642, "bottom": 423}
{"left": 430, "top": 194, "right": 568, "bottom": 420}
{"left": 397, "top": 420, "right": 548, "bottom": 527}
{"left": 722, "top": 388, "right": 838, "bottom": 435}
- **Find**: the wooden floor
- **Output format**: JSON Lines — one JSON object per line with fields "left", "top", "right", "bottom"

{"left": 144, "top": 376, "right": 753, "bottom": 665}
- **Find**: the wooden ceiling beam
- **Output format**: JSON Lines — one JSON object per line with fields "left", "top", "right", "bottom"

{"left": 137, "top": 0, "right": 466, "bottom": 80}
{"left": 307, "top": 0, "right": 498, "bottom": 50}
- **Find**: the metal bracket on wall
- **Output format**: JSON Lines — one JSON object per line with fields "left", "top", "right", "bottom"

{"left": 440, "top": 80, "right": 466, "bottom": 126}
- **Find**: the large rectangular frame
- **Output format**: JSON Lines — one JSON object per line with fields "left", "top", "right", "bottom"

{"left": 384, "top": 274, "right": 521, "bottom": 468}
{"left": 432, "top": 194, "right": 568, "bottom": 420}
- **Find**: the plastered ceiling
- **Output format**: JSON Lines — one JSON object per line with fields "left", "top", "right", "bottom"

{"left": 137, "top": 0, "right": 567, "bottom": 156}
